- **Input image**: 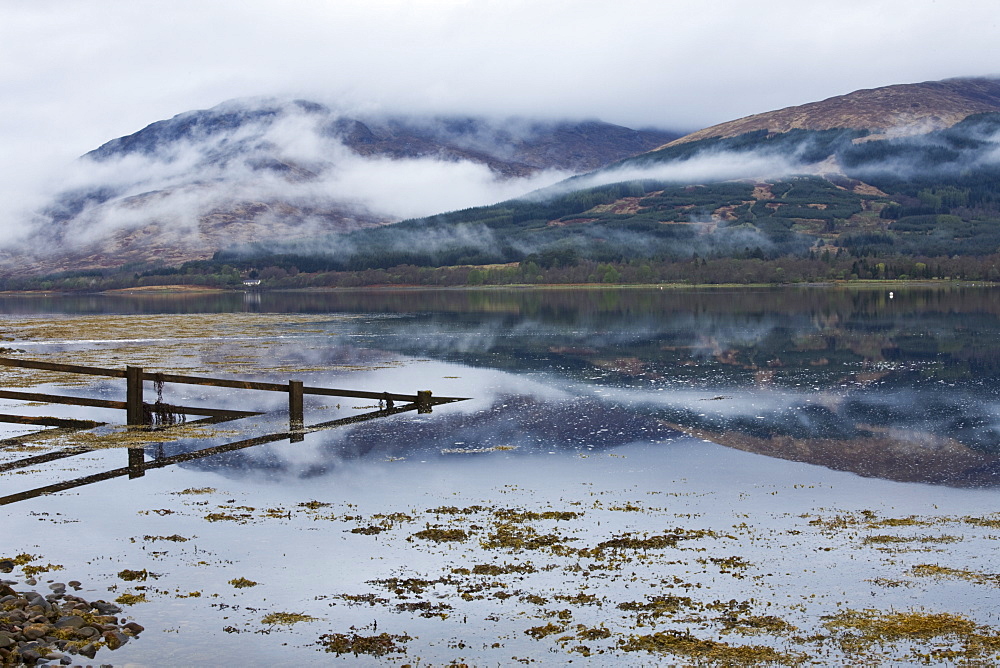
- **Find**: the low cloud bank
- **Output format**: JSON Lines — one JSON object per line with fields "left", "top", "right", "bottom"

{"left": 7, "top": 100, "right": 578, "bottom": 258}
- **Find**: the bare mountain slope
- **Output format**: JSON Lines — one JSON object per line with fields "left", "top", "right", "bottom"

{"left": 665, "top": 77, "right": 1000, "bottom": 147}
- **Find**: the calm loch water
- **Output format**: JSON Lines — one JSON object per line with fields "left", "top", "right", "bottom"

{"left": 2, "top": 287, "right": 999, "bottom": 665}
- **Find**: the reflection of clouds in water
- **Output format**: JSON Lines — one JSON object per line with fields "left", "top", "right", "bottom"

{"left": 174, "top": 389, "right": 679, "bottom": 481}
{"left": 10, "top": 290, "right": 1000, "bottom": 490}
{"left": 325, "top": 312, "right": 791, "bottom": 360}
{"left": 594, "top": 382, "right": 1000, "bottom": 457}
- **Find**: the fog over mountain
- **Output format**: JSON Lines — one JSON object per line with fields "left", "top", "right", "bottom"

{"left": 10, "top": 77, "right": 1000, "bottom": 279}
{"left": 209, "top": 77, "right": 1000, "bottom": 274}
{"left": 7, "top": 98, "right": 676, "bottom": 273}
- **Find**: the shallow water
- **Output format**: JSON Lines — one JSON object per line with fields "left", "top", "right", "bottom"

{"left": 2, "top": 286, "right": 999, "bottom": 665}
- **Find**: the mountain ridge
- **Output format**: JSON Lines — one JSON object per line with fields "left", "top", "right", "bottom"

{"left": 14, "top": 99, "right": 678, "bottom": 274}
{"left": 11, "top": 76, "right": 1000, "bottom": 282}
{"left": 663, "top": 77, "right": 1000, "bottom": 147}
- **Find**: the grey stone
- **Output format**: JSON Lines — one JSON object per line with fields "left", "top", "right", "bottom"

{"left": 101, "top": 629, "right": 129, "bottom": 649}
{"left": 75, "top": 626, "right": 100, "bottom": 639}
{"left": 123, "top": 621, "right": 145, "bottom": 634}
{"left": 92, "top": 600, "right": 122, "bottom": 615}
{"left": 22, "top": 623, "right": 51, "bottom": 640}
{"left": 54, "top": 616, "right": 84, "bottom": 630}
{"left": 5, "top": 609, "right": 26, "bottom": 623}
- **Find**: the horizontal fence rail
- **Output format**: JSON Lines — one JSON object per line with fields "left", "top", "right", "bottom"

{"left": 0, "top": 355, "right": 468, "bottom": 440}
{"left": 0, "top": 357, "right": 126, "bottom": 378}
{"left": 0, "top": 403, "right": 423, "bottom": 506}
{"left": 0, "top": 389, "right": 259, "bottom": 420}
{"left": 0, "top": 356, "right": 472, "bottom": 505}
{"left": 0, "top": 414, "right": 104, "bottom": 429}
{"left": 0, "top": 357, "right": 467, "bottom": 404}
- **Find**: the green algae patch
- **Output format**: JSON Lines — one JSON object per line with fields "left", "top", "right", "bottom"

{"left": 493, "top": 508, "right": 582, "bottom": 522}
{"left": 297, "top": 500, "right": 332, "bottom": 511}
{"left": 594, "top": 528, "right": 714, "bottom": 551}
{"left": 863, "top": 534, "right": 961, "bottom": 545}
{"left": 261, "top": 612, "right": 317, "bottom": 626}
{"left": 427, "top": 505, "right": 487, "bottom": 515}
{"left": 576, "top": 624, "right": 613, "bottom": 641}
{"left": 821, "top": 608, "right": 1000, "bottom": 661}
{"left": 228, "top": 577, "right": 259, "bottom": 589}
{"left": 618, "top": 594, "right": 697, "bottom": 618}
{"left": 22, "top": 562, "right": 64, "bottom": 577}
{"left": 964, "top": 515, "right": 1000, "bottom": 529}
{"left": 368, "top": 576, "right": 455, "bottom": 596}
{"left": 394, "top": 600, "right": 453, "bottom": 618}
{"left": 824, "top": 608, "right": 978, "bottom": 642}
{"left": 142, "top": 534, "right": 190, "bottom": 543}
{"left": 908, "top": 564, "right": 1000, "bottom": 587}
{"left": 351, "top": 525, "right": 387, "bottom": 535}
{"left": 409, "top": 528, "right": 469, "bottom": 542}
{"left": 467, "top": 562, "right": 537, "bottom": 576}
{"left": 619, "top": 629, "right": 804, "bottom": 665}
{"left": 117, "top": 569, "right": 149, "bottom": 582}
{"left": 525, "top": 622, "right": 566, "bottom": 639}
{"left": 8, "top": 553, "right": 38, "bottom": 566}
{"left": 317, "top": 631, "right": 412, "bottom": 656}
{"left": 720, "top": 614, "right": 797, "bottom": 636}
{"left": 204, "top": 511, "right": 253, "bottom": 523}
{"left": 334, "top": 593, "right": 390, "bottom": 606}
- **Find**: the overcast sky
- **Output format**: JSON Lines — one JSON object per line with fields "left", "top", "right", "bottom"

{"left": 2, "top": 0, "right": 999, "bottom": 216}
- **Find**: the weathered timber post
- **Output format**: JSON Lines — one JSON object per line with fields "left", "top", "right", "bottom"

{"left": 126, "top": 366, "right": 144, "bottom": 426}
{"left": 416, "top": 390, "right": 433, "bottom": 414}
{"left": 127, "top": 447, "right": 145, "bottom": 478}
{"left": 289, "top": 380, "right": 304, "bottom": 442}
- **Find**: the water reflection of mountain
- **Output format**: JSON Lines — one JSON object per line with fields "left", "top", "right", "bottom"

{"left": 665, "top": 423, "right": 1000, "bottom": 488}
{"left": 9, "top": 286, "right": 1000, "bottom": 487}
{"left": 313, "top": 290, "right": 1000, "bottom": 473}
{"left": 162, "top": 395, "right": 680, "bottom": 477}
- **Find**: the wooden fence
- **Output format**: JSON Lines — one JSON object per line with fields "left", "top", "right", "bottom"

{"left": 0, "top": 356, "right": 469, "bottom": 506}
{"left": 0, "top": 356, "right": 466, "bottom": 430}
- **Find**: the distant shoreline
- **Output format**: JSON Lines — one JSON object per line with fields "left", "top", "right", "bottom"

{"left": 0, "top": 279, "right": 993, "bottom": 297}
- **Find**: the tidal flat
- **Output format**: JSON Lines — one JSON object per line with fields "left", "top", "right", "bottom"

{"left": 1, "top": 287, "right": 999, "bottom": 665}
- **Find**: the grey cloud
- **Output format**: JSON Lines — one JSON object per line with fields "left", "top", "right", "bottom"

{"left": 2, "top": 0, "right": 1000, "bottom": 247}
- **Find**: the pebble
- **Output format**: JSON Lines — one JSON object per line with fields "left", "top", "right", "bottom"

{"left": 0, "top": 581, "right": 144, "bottom": 666}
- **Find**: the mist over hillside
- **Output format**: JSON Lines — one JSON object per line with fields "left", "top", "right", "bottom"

{"left": 213, "top": 78, "right": 1000, "bottom": 275}
{"left": 7, "top": 98, "right": 677, "bottom": 274}
{"left": 10, "top": 77, "right": 1000, "bottom": 285}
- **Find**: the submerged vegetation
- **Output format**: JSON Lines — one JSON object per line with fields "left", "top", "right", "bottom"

{"left": 40, "top": 490, "right": 993, "bottom": 665}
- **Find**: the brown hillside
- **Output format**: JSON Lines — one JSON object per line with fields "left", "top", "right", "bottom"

{"left": 664, "top": 77, "right": 1000, "bottom": 147}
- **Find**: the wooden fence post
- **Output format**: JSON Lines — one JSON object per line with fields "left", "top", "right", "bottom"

{"left": 417, "top": 390, "right": 433, "bottom": 414}
{"left": 127, "top": 447, "right": 145, "bottom": 478}
{"left": 126, "top": 366, "right": 144, "bottom": 426}
{"left": 289, "top": 380, "right": 304, "bottom": 441}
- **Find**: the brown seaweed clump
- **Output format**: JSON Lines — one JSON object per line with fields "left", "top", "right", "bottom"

{"left": 317, "top": 631, "right": 412, "bottom": 656}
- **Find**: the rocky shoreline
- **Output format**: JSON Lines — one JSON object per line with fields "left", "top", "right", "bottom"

{"left": 0, "top": 574, "right": 143, "bottom": 666}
